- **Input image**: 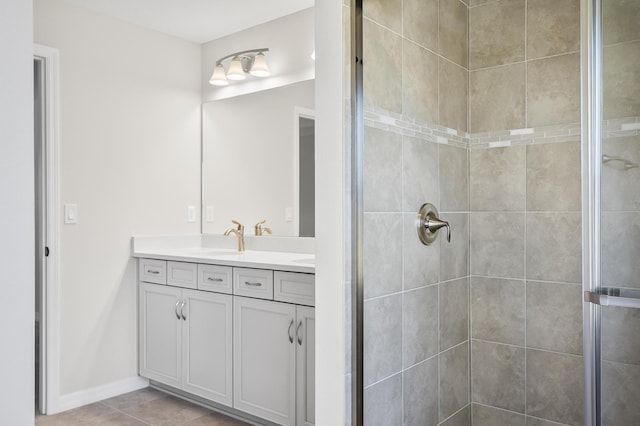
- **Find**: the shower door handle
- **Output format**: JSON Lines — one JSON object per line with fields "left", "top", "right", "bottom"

{"left": 585, "top": 288, "right": 640, "bottom": 309}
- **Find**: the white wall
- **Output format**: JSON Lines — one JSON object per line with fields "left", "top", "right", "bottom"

{"left": 33, "top": 0, "right": 201, "bottom": 402}
{"left": 202, "top": 80, "right": 314, "bottom": 236}
{"left": 0, "top": 0, "right": 35, "bottom": 423}
{"left": 201, "top": 7, "right": 315, "bottom": 102}
{"left": 314, "top": 0, "right": 347, "bottom": 424}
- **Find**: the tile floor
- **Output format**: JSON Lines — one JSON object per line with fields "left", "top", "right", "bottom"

{"left": 35, "top": 387, "right": 252, "bottom": 425}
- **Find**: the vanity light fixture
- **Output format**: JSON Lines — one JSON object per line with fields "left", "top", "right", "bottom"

{"left": 209, "top": 48, "right": 270, "bottom": 86}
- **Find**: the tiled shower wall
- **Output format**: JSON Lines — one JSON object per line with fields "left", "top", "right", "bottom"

{"left": 362, "top": 0, "right": 471, "bottom": 425}
{"left": 467, "top": 1, "right": 584, "bottom": 425}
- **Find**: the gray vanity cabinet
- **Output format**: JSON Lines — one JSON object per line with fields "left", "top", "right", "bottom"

{"left": 139, "top": 282, "right": 233, "bottom": 407}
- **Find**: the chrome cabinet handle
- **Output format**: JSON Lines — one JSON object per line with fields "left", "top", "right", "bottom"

{"left": 296, "top": 320, "right": 303, "bottom": 345}
{"left": 417, "top": 203, "right": 451, "bottom": 245}
{"left": 180, "top": 300, "right": 187, "bottom": 320}
{"left": 147, "top": 269, "right": 160, "bottom": 275}
{"left": 288, "top": 319, "right": 294, "bottom": 343}
{"left": 245, "top": 281, "right": 263, "bottom": 287}
{"left": 175, "top": 300, "right": 181, "bottom": 320}
{"left": 207, "top": 277, "right": 223, "bottom": 282}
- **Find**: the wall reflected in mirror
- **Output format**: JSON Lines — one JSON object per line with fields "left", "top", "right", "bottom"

{"left": 202, "top": 79, "right": 315, "bottom": 236}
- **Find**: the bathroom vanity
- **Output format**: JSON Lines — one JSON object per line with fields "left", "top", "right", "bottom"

{"left": 133, "top": 244, "right": 315, "bottom": 426}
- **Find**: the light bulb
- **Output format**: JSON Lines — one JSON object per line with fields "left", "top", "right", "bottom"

{"left": 227, "top": 57, "right": 246, "bottom": 81}
{"left": 249, "top": 52, "right": 270, "bottom": 77}
{"left": 208, "top": 64, "right": 228, "bottom": 86}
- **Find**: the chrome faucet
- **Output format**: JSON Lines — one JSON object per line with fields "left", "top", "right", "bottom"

{"left": 254, "top": 220, "right": 272, "bottom": 236}
{"left": 224, "top": 220, "right": 245, "bottom": 252}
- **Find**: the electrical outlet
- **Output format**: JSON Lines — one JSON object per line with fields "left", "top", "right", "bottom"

{"left": 187, "top": 206, "right": 196, "bottom": 223}
{"left": 206, "top": 206, "right": 214, "bottom": 222}
{"left": 285, "top": 207, "right": 293, "bottom": 222}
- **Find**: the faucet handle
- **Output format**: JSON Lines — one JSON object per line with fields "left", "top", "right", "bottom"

{"left": 255, "top": 220, "right": 272, "bottom": 236}
{"left": 231, "top": 220, "right": 244, "bottom": 231}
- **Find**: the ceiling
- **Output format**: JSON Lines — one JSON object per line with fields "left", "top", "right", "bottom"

{"left": 62, "top": 0, "right": 314, "bottom": 44}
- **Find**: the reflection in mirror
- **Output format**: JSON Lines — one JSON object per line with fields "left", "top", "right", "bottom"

{"left": 202, "top": 80, "right": 314, "bottom": 236}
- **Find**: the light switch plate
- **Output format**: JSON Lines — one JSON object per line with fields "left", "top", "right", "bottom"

{"left": 64, "top": 204, "right": 78, "bottom": 224}
{"left": 285, "top": 207, "right": 293, "bottom": 222}
{"left": 205, "top": 206, "right": 214, "bottom": 222}
{"left": 187, "top": 206, "right": 197, "bottom": 223}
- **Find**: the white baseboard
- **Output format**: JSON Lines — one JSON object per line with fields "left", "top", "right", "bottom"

{"left": 52, "top": 376, "right": 149, "bottom": 414}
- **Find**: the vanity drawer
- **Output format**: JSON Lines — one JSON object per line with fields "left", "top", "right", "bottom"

{"left": 233, "top": 268, "right": 273, "bottom": 300}
{"left": 139, "top": 259, "right": 167, "bottom": 284}
{"left": 198, "top": 264, "right": 233, "bottom": 294}
{"left": 167, "top": 261, "right": 197, "bottom": 289}
{"left": 274, "top": 271, "right": 315, "bottom": 306}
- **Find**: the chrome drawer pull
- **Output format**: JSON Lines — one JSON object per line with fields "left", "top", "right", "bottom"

{"left": 147, "top": 269, "right": 160, "bottom": 275}
{"left": 245, "top": 281, "right": 263, "bottom": 287}
{"left": 207, "top": 277, "right": 224, "bottom": 282}
{"left": 180, "top": 300, "right": 187, "bottom": 320}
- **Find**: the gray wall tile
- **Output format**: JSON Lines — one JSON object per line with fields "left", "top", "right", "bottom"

{"left": 526, "top": 349, "right": 584, "bottom": 426}
{"left": 526, "top": 142, "right": 581, "bottom": 212}
{"left": 603, "top": 0, "right": 640, "bottom": 45}
{"left": 602, "top": 361, "right": 640, "bottom": 426}
{"left": 403, "top": 0, "right": 439, "bottom": 51}
{"left": 471, "top": 276, "right": 525, "bottom": 346}
{"left": 601, "top": 212, "right": 640, "bottom": 289}
{"left": 603, "top": 41, "right": 640, "bottom": 120}
{"left": 439, "top": 144, "right": 469, "bottom": 212}
{"left": 364, "top": 19, "right": 402, "bottom": 113}
{"left": 469, "top": 0, "right": 525, "bottom": 69}
{"left": 364, "top": 294, "right": 403, "bottom": 386}
{"left": 403, "top": 357, "right": 439, "bottom": 426}
{"left": 440, "top": 343, "right": 470, "bottom": 421}
{"left": 601, "top": 136, "right": 640, "bottom": 211}
{"left": 404, "top": 213, "right": 440, "bottom": 290}
{"left": 403, "top": 136, "right": 439, "bottom": 212}
{"left": 472, "top": 403, "right": 525, "bottom": 426}
{"left": 403, "top": 40, "right": 439, "bottom": 124}
{"left": 470, "top": 64, "right": 526, "bottom": 132}
{"left": 403, "top": 285, "right": 439, "bottom": 367}
{"left": 470, "top": 146, "right": 525, "bottom": 211}
{"left": 441, "top": 405, "right": 470, "bottom": 426}
{"left": 471, "top": 340, "right": 526, "bottom": 413}
{"left": 526, "top": 281, "right": 583, "bottom": 355}
{"left": 364, "top": 374, "right": 403, "bottom": 426}
{"left": 441, "top": 213, "right": 470, "bottom": 281}
{"left": 364, "top": 127, "right": 403, "bottom": 212}
{"left": 364, "top": 213, "right": 403, "bottom": 298}
{"left": 364, "top": 0, "right": 402, "bottom": 33}
{"left": 440, "top": 277, "right": 469, "bottom": 351}
{"left": 439, "top": 0, "right": 469, "bottom": 68}
{"left": 602, "top": 305, "right": 640, "bottom": 365}
{"left": 527, "top": 53, "right": 580, "bottom": 127}
{"left": 525, "top": 212, "right": 581, "bottom": 283}
{"left": 439, "top": 59, "right": 469, "bottom": 133}
{"left": 471, "top": 212, "right": 525, "bottom": 279}
{"left": 527, "top": 0, "right": 580, "bottom": 59}
{"left": 526, "top": 417, "right": 570, "bottom": 426}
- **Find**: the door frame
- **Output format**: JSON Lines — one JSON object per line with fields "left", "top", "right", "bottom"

{"left": 33, "top": 43, "right": 61, "bottom": 415}
{"left": 293, "top": 106, "right": 315, "bottom": 237}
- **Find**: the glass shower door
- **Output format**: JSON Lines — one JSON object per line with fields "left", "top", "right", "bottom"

{"left": 584, "top": 0, "right": 640, "bottom": 424}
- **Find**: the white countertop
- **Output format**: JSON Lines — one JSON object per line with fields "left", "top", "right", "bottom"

{"left": 132, "top": 246, "right": 315, "bottom": 274}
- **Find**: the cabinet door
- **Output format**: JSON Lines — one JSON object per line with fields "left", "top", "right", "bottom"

{"left": 296, "top": 306, "right": 315, "bottom": 426}
{"left": 182, "top": 289, "right": 233, "bottom": 407}
{"left": 139, "top": 282, "right": 182, "bottom": 387}
{"left": 233, "top": 297, "right": 296, "bottom": 425}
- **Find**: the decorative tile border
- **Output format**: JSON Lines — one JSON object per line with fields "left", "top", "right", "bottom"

{"left": 364, "top": 106, "right": 640, "bottom": 150}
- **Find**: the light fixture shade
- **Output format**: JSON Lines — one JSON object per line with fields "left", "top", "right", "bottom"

{"left": 249, "top": 52, "right": 270, "bottom": 77}
{"left": 209, "top": 64, "right": 228, "bottom": 86}
{"left": 227, "top": 57, "right": 246, "bottom": 81}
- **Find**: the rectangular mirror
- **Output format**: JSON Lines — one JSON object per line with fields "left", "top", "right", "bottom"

{"left": 202, "top": 79, "right": 315, "bottom": 236}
